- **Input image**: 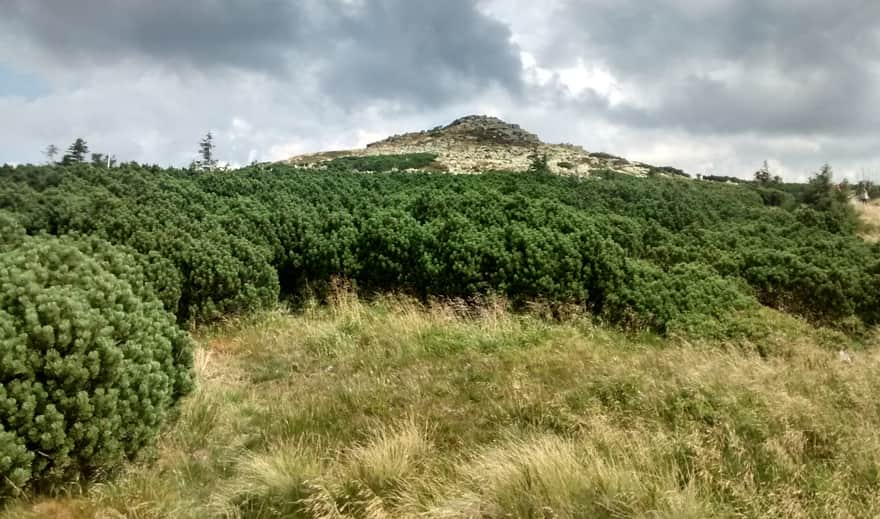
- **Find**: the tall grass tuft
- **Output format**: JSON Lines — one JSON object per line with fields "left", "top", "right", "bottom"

{"left": 3, "top": 297, "right": 879, "bottom": 518}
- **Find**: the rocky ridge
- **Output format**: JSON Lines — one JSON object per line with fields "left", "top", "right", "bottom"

{"left": 286, "top": 115, "right": 685, "bottom": 177}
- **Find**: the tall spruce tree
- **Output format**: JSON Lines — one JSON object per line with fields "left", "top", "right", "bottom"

{"left": 197, "top": 132, "right": 218, "bottom": 171}
{"left": 61, "top": 138, "right": 89, "bottom": 165}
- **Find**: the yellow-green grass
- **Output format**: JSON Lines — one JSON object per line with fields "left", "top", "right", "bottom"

{"left": 4, "top": 294, "right": 879, "bottom": 518}
{"left": 856, "top": 200, "right": 880, "bottom": 241}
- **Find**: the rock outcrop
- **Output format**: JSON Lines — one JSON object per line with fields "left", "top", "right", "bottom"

{"left": 286, "top": 115, "right": 686, "bottom": 178}
{"left": 368, "top": 115, "right": 542, "bottom": 149}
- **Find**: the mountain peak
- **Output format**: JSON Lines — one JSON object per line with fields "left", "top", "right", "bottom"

{"left": 435, "top": 115, "right": 542, "bottom": 146}
{"left": 366, "top": 114, "right": 542, "bottom": 149}
{"left": 286, "top": 115, "right": 688, "bottom": 179}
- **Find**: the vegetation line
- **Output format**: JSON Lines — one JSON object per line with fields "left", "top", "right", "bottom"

{"left": 1, "top": 158, "right": 878, "bottom": 516}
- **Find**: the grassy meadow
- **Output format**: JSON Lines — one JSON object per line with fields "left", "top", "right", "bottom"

{"left": 5, "top": 291, "right": 878, "bottom": 519}
{"left": 3, "top": 162, "right": 880, "bottom": 517}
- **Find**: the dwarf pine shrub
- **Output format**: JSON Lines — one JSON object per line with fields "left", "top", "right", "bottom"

{"left": 0, "top": 235, "right": 193, "bottom": 499}
{"left": 0, "top": 210, "right": 23, "bottom": 250}
{"left": 2, "top": 164, "right": 879, "bottom": 332}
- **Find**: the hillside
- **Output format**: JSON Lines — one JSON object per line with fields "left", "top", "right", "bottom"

{"left": 287, "top": 115, "right": 688, "bottom": 177}
{"left": 1, "top": 160, "right": 878, "bottom": 517}
{"left": 4, "top": 297, "right": 878, "bottom": 519}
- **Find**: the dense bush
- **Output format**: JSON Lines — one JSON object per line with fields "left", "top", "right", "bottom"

{"left": 1, "top": 159, "right": 876, "bottom": 507}
{"left": 589, "top": 152, "right": 625, "bottom": 161}
{"left": 702, "top": 174, "right": 746, "bottom": 184}
{"left": 1, "top": 162, "right": 877, "bottom": 333}
{"left": 0, "top": 210, "right": 23, "bottom": 249}
{"left": 0, "top": 235, "right": 193, "bottom": 498}
{"left": 325, "top": 153, "right": 439, "bottom": 172}
{"left": 648, "top": 165, "right": 690, "bottom": 178}
{"left": 755, "top": 187, "right": 796, "bottom": 209}
{"left": 612, "top": 261, "right": 755, "bottom": 334}
{"left": 71, "top": 237, "right": 184, "bottom": 316}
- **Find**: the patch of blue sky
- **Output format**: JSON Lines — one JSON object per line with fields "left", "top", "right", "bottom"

{"left": 0, "top": 63, "right": 49, "bottom": 98}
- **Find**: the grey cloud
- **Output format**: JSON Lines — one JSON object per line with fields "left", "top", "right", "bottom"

{"left": 552, "top": 0, "right": 880, "bottom": 75}
{"left": 322, "top": 0, "right": 523, "bottom": 105}
{"left": 546, "top": 0, "right": 880, "bottom": 135}
{"left": 606, "top": 73, "right": 880, "bottom": 135}
{"left": 3, "top": 0, "right": 877, "bottom": 180}
{"left": 0, "top": 0, "right": 310, "bottom": 72}
{"left": 0, "top": 0, "right": 523, "bottom": 106}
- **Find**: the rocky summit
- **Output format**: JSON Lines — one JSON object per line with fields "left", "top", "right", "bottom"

{"left": 369, "top": 115, "right": 542, "bottom": 148}
{"left": 286, "top": 115, "right": 688, "bottom": 178}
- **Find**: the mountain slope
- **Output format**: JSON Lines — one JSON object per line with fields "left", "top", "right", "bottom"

{"left": 286, "top": 115, "right": 689, "bottom": 177}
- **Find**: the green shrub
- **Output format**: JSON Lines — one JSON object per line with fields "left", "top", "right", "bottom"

{"left": 356, "top": 209, "right": 426, "bottom": 290}
{"left": 648, "top": 165, "right": 690, "bottom": 178}
{"left": 589, "top": 152, "right": 624, "bottom": 161}
{"left": 527, "top": 152, "right": 550, "bottom": 175}
{"left": 71, "top": 236, "right": 183, "bottom": 317}
{"left": 0, "top": 235, "right": 193, "bottom": 499}
{"left": 325, "top": 153, "right": 439, "bottom": 172}
{"left": 0, "top": 210, "right": 24, "bottom": 250}
{"left": 611, "top": 261, "right": 756, "bottom": 333}
{"left": 172, "top": 231, "right": 279, "bottom": 322}
{"left": 1, "top": 164, "right": 877, "bottom": 335}
{"left": 755, "top": 187, "right": 795, "bottom": 209}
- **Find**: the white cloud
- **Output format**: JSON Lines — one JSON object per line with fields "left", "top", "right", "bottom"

{"left": 1, "top": 0, "right": 878, "bottom": 182}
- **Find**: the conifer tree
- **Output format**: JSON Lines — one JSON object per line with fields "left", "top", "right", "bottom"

{"left": 527, "top": 150, "right": 550, "bottom": 175}
{"left": 197, "top": 132, "right": 218, "bottom": 171}
{"left": 61, "top": 138, "right": 89, "bottom": 165}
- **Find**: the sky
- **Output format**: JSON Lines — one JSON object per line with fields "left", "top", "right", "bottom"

{"left": 1, "top": 0, "right": 879, "bottom": 181}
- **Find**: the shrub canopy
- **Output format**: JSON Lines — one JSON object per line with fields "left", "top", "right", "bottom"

{"left": 0, "top": 235, "right": 193, "bottom": 498}
{"left": 0, "top": 162, "right": 877, "bottom": 332}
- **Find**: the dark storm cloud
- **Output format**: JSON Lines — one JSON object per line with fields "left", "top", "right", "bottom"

{"left": 321, "top": 0, "right": 524, "bottom": 105}
{"left": 550, "top": 0, "right": 880, "bottom": 135}
{"left": 0, "top": 0, "right": 309, "bottom": 71}
{"left": 5, "top": 0, "right": 874, "bottom": 178}
{"left": 0, "top": 0, "right": 523, "bottom": 105}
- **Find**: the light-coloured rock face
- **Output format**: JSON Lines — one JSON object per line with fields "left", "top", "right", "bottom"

{"left": 285, "top": 115, "right": 678, "bottom": 178}
{"left": 368, "top": 115, "right": 543, "bottom": 149}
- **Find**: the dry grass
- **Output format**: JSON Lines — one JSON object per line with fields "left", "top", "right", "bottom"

{"left": 3, "top": 293, "right": 879, "bottom": 518}
{"left": 856, "top": 200, "right": 880, "bottom": 241}
{"left": 428, "top": 427, "right": 709, "bottom": 519}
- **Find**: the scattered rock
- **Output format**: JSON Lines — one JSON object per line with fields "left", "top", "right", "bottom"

{"left": 286, "top": 114, "right": 684, "bottom": 178}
